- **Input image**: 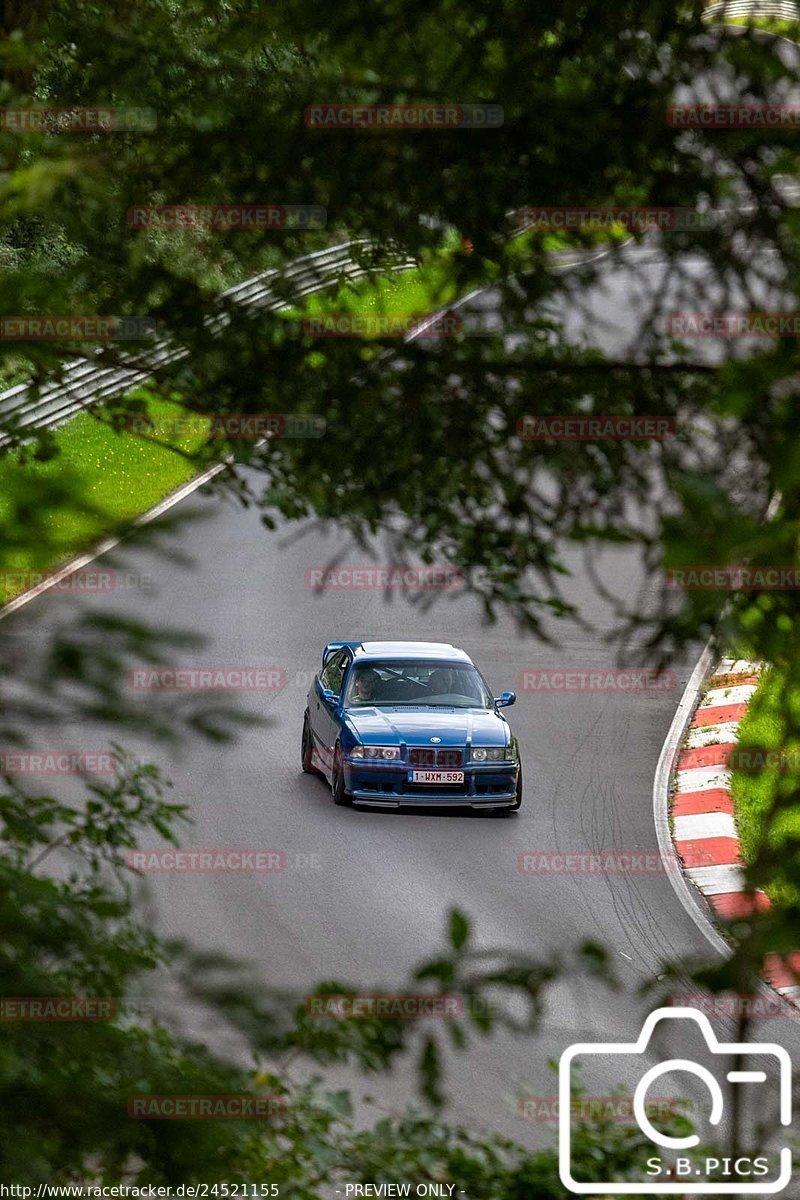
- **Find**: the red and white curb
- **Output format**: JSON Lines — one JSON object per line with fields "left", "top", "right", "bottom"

{"left": 671, "top": 657, "right": 800, "bottom": 1006}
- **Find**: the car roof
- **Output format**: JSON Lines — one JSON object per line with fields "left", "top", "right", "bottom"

{"left": 354, "top": 641, "right": 472, "bottom": 664}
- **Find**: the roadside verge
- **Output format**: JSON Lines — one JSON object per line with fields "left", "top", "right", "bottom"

{"left": 657, "top": 652, "right": 800, "bottom": 1005}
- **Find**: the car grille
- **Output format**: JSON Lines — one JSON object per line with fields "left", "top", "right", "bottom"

{"left": 408, "top": 747, "right": 463, "bottom": 768}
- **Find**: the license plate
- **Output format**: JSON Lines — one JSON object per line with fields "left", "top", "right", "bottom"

{"left": 410, "top": 770, "right": 464, "bottom": 784}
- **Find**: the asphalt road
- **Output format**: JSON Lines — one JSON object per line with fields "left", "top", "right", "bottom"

{"left": 5, "top": 487, "right": 712, "bottom": 1126}
{"left": 6, "top": 245, "right": 799, "bottom": 1183}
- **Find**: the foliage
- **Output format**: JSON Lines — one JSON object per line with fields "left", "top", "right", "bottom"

{"left": 0, "top": 0, "right": 799, "bottom": 1185}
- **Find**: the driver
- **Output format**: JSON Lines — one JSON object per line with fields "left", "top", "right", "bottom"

{"left": 353, "top": 668, "right": 380, "bottom": 703}
{"left": 428, "top": 668, "right": 456, "bottom": 695}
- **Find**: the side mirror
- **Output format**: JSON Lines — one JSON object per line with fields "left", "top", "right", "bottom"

{"left": 495, "top": 691, "right": 516, "bottom": 709}
{"left": 320, "top": 687, "right": 340, "bottom": 707}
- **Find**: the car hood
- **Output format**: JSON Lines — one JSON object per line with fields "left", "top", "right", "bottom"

{"left": 343, "top": 706, "right": 507, "bottom": 747}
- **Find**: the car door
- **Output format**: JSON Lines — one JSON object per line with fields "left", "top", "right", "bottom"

{"left": 311, "top": 648, "right": 350, "bottom": 774}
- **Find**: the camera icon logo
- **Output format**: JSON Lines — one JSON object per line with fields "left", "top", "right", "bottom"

{"left": 559, "top": 1007, "right": 792, "bottom": 1194}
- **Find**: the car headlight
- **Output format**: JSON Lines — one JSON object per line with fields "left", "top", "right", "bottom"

{"left": 350, "top": 745, "right": 401, "bottom": 760}
{"left": 470, "top": 746, "right": 508, "bottom": 762}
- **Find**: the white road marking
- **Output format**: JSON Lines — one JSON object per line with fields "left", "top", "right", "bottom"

{"left": 684, "top": 722, "right": 741, "bottom": 748}
{"left": 675, "top": 766, "right": 731, "bottom": 793}
{"left": 685, "top": 863, "right": 746, "bottom": 893}
{"left": 727, "top": 660, "right": 766, "bottom": 676}
{"left": 701, "top": 683, "right": 758, "bottom": 708}
{"left": 674, "top": 812, "right": 737, "bottom": 842}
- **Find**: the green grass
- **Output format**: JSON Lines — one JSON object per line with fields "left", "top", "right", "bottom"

{"left": 506, "top": 225, "right": 630, "bottom": 256}
{"left": 293, "top": 230, "right": 619, "bottom": 337}
{"left": 0, "top": 229, "right": 623, "bottom": 606}
{"left": 722, "top": 16, "right": 800, "bottom": 39}
{"left": 0, "top": 257, "right": 461, "bottom": 608}
{"left": 730, "top": 666, "right": 800, "bottom": 905}
{"left": 302, "top": 262, "right": 460, "bottom": 325}
{"left": 294, "top": 227, "right": 625, "bottom": 334}
{"left": 0, "top": 396, "right": 206, "bottom": 602}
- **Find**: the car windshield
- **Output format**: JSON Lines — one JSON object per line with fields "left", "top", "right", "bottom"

{"left": 343, "top": 661, "right": 493, "bottom": 709}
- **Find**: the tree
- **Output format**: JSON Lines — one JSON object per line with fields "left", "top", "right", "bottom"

{"left": 0, "top": 0, "right": 798, "bottom": 1184}
{"left": 2, "top": 765, "right": 700, "bottom": 1189}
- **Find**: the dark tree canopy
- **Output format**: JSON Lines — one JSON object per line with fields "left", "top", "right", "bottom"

{"left": 1, "top": 0, "right": 800, "bottom": 1185}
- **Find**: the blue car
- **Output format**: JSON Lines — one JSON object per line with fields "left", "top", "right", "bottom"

{"left": 301, "top": 640, "right": 521, "bottom": 813}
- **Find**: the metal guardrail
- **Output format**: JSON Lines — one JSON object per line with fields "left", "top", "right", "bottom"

{"left": 703, "top": 1, "right": 800, "bottom": 19}
{"left": 0, "top": 240, "right": 418, "bottom": 443}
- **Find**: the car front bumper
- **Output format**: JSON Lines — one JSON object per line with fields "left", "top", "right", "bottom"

{"left": 345, "top": 761, "right": 519, "bottom": 808}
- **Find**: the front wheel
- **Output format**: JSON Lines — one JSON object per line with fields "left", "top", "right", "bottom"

{"left": 331, "top": 743, "right": 350, "bottom": 807}
{"left": 301, "top": 713, "right": 320, "bottom": 774}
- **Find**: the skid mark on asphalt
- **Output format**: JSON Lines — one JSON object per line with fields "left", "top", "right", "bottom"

{"left": 582, "top": 716, "right": 690, "bottom": 974}
{"left": 543, "top": 699, "right": 618, "bottom": 936}
{"left": 543, "top": 695, "right": 692, "bottom": 977}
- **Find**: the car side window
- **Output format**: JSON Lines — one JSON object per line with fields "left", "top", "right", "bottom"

{"left": 321, "top": 649, "right": 349, "bottom": 695}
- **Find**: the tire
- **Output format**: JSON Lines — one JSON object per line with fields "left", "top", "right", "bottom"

{"left": 491, "top": 765, "right": 522, "bottom": 816}
{"left": 331, "top": 743, "right": 350, "bottom": 807}
{"left": 301, "top": 713, "right": 320, "bottom": 774}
